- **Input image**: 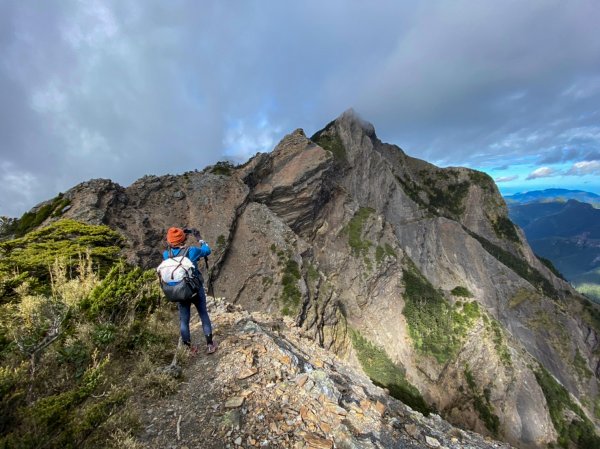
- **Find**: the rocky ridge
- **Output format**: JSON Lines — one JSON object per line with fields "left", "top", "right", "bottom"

{"left": 19, "top": 110, "right": 600, "bottom": 448}
{"left": 134, "top": 297, "right": 513, "bottom": 449}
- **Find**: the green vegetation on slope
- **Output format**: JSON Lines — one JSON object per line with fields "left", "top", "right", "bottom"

{"left": 464, "top": 228, "right": 558, "bottom": 299}
{"left": 273, "top": 248, "right": 303, "bottom": 317}
{"left": 0, "top": 221, "right": 180, "bottom": 448}
{"left": 468, "top": 171, "right": 496, "bottom": 193}
{"left": 492, "top": 216, "right": 520, "bottom": 243}
{"left": 311, "top": 121, "right": 347, "bottom": 163}
{"left": 536, "top": 255, "right": 566, "bottom": 280}
{"left": 0, "top": 219, "right": 122, "bottom": 299}
{"left": 349, "top": 328, "right": 430, "bottom": 415}
{"left": 402, "top": 259, "right": 480, "bottom": 364}
{"left": 344, "top": 207, "right": 375, "bottom": 257}
{"left": 210, "top": 160, "right": 235, "bottom": 176}
{"left": 1, "top": 193, "right": 71, "bottom": 238}
{"left": 464, "top": 365, "right": 500, "bottom": 436}
{"left": 534, "top": 366, "right": 600, "bottom": 448}
{"left": 427, "top": 180, "right": 470, "bottom": 217}
{"left": 451, "top": 286, "right": 473, "bottom": 298}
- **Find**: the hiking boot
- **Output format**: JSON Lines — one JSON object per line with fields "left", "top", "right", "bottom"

{"left": 207, "top": 342, "right": 217, "bottom": 354}
{"left": 185, "top": 344, "right": 199, "bottom": 356}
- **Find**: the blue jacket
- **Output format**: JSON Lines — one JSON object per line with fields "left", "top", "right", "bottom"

{"left": 163, "top": 242, "right": 211, "bottom": 273}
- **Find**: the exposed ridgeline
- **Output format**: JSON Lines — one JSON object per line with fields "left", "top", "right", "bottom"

{"left": 10, "top": 110, "right": 600, "bottom": 448}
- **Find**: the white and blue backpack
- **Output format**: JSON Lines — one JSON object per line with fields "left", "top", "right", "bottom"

{"left": 156, "top": 247, "right": 201, "bottom": 302}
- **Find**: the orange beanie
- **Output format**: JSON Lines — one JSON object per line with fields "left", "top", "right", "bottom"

{"left": 167, "top": 227, "right": 186, "bottom": 246}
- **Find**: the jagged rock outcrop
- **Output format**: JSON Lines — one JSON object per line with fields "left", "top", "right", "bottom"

{"left": 24, "top": 110, "right": 600, "bottom": 448}
{"left": 134, "top": 298, "right": 515, "bottom": 449}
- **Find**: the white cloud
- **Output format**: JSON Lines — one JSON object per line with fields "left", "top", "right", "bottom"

{"left": 1, "top": 1, "right": 600, "bottom": 216}
{"left": 566, "top": 160, "right": 600, "bottom": 176}
{"left": 223, "top": 117, "right": 283, "bottom": 162}
{"left": 526, "top": 167, "right": 559, "bottom": 180}
{"left": 495, "top": 175, "right": 518, "bottom": 183}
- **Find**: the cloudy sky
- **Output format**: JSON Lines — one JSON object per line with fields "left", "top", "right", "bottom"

{"left": 1, "top": 1, "right": 599, "bottom": 217}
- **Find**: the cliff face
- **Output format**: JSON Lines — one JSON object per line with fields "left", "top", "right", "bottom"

{"left": 34, "top": 110, "right": 600, "bottom": 448}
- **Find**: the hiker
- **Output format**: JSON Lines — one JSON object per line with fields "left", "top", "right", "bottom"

{"left": 163, "top": 226, "right": 217, "bottom": 354}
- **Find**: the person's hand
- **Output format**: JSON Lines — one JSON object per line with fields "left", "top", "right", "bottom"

{"left": 198, "top": 239, "right": 206, "bottom": 246}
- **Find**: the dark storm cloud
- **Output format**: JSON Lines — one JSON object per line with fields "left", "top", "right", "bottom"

{"left": 1, "top": 1, "right": 599, "bottom": 216}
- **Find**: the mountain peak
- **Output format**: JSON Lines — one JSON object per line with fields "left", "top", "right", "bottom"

{"left": 335, "top": 108, "right": 377, "bottom": 138}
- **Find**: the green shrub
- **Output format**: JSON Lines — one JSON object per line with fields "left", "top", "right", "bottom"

{"left": 216, "top": 234, "right": 227, "bottom": 250}
{"left": 384, "top": 243, "right": 397, "bottom": 258}
{"left": 345, "top": 208, "right": 374, "bottom": 257}
{"left": 58, "top": 339, "right": 91, "bottom": 378}
{"left": 468, "top": 171, "right": 496, "bottom": 192}
{"left": 0, "top": 220, "right": 122, "bottom": 296}
{"left": 0, "top": 194, "right": 72, "bottom": 238}
{"left": 487, "top": 319, "right": 511, "bottom": 366}
{"left": 402, "top": 262, "right": 458, "bottom": 363}
{"left": 0, "top": 224, "right": 178, "bottom": 448}
{"left": 81, "top": 263, "right": 160, "bottom": 321}
{"left": 350, "top": 328, "right": 430, "bottom": 415}
{"left": 375, "top": 246, "right": 385, "bottom": 264}
{"left": 537, "top": 255, "right": 565, "bottom": 280}
{"left": 428, "top": 181, "right": 469, "bottom": 217}
{"left": 210, "top": 161, "right": 234, "bottom": 176}
{"left": 311, "top": 122, "right": 347, "bottom": 163}
{"left": 492, "top": 216, "right": 520, "bottom": 242}
{"left": 534, "top": 366, "right": 600, "bottom": 448}
{"left": 280, "top": 258, "right": 302, "bottom": 316}
{"left": 402, "top": 260, "right": 481, "bottom": 364}
{"left": 464, "top": 365, "right": 500, "bottom": 436}
{"left": 451, "top": 286, "right": 473, "bottom": 298}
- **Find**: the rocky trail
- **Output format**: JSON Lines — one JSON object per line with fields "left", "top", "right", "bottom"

{"left": 133, "top": 298, "right": 513, "bottom": 449}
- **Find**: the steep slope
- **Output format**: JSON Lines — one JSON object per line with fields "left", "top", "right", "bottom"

{"left": 8, "top": 110, "right": 600, "bottom": 448}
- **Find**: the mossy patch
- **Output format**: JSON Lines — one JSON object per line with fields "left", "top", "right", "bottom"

{"left": 349, "top": 328, "right": 430, "bottom": 415}
{"left": 508, "top": 288, "right": 540, "bottom": 309}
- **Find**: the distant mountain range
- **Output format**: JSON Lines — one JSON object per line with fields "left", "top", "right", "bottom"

{"left": 506, "top": 190, "right": 600, "bottom": 302}
{"left": 505, "top": 188, "right": 600, "bottom": 207}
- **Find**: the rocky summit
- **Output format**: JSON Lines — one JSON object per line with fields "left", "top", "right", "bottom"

{"left": 11, "top": 110, "right": 600, "bottom": 448}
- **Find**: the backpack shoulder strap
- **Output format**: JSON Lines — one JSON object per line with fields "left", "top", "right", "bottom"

{"left": 168, "top": 246, "right": 190, "bottom": 259}
{"left": 167, "top": 246, "right": 191, "bottom": 280}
